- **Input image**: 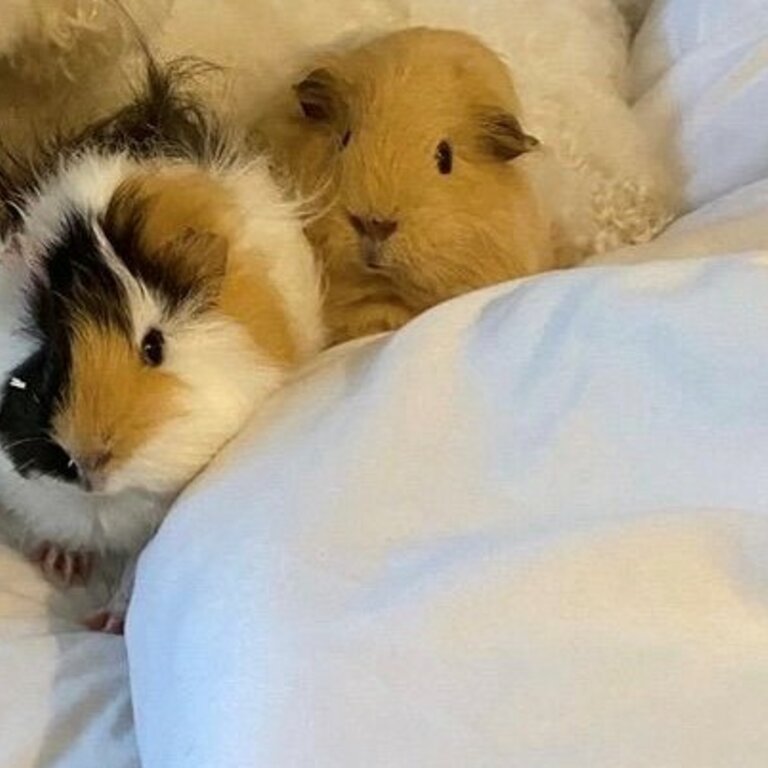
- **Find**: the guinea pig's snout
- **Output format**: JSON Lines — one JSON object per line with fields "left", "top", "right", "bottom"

{"left": 67, "top": 449, "right": 113, "bottom": 493}
{"left": 348, "top": 213, "right": 398, "bottom": 242}
{"left": 348, "top": 213, "right": 398, "bottom": 270}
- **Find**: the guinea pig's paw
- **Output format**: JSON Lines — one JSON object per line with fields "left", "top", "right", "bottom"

{"left": 83, "top": 609, "right": 125, "bottom": 635}
{"left": 83, "top": 570, "right": 132, "bottom": 635}
{"left": 29, "top": 542, "right": 95, "bottom": 588}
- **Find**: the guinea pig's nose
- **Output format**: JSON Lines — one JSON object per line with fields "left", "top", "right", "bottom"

{"left": 73, "top": 450, "right": 113, "bottom": 492}
{"left": 348, "top": 214, "right": 398, "bottom": 242}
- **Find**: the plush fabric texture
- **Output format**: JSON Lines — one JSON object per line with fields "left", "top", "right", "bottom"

{"left": 0, "top": 1, "right": 173, "bottom": 156}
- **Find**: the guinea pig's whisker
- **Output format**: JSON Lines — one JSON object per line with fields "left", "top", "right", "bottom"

{"left": 50, "top": 289, "right": 69, "bottom": 305}
{"left": 300, "top": 175, "right": 338, "bottom": 226}
{"left": 7, "top": 199, "right": 26, "bottom": 223}
{"left": 15, "top": 457, "right": 39, "bottom": 476}
{"left": 2, "top": 436, "right": 54, "bottom": 452}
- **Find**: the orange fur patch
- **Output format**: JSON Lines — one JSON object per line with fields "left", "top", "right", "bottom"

{"left": 52, "top": 320, "right": 182, "bottom": 475}
{"left": 110, "top": 168, "right": 299, "bottom": 364}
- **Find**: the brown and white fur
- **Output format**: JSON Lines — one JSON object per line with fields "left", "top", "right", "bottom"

{"left": 0, "top": 69, "right": 323, "bottom": 631}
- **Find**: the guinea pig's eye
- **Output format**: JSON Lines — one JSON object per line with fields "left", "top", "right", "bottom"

{"left": 141, "top": 328, "right": 165, "bottom": 367}
{"left": 435, "top": 140, "right": 453, "bottom": 175}
{"left": 340, "top": 130, "right": 351, "bottom": 149}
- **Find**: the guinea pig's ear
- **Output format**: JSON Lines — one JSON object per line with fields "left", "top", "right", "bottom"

{"left": 159, "top": 228, "right": 228, "bottom": 307}
{"left": 476, "top": 109, "right": 539, "bottom": 162}
{"left": 293, "top": 68, "right": 347, "bottom": 126}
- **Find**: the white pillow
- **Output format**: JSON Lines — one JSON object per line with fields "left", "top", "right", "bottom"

{"left": 631, "top": 0, "right": 768, "bottom": 210}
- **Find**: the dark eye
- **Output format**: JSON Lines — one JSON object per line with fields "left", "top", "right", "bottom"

{"left": 436, "top": 140, "right": 453, "bottom": 174}
{"left": 299, "top": 100, "right": 329, "bottom": 121}
{"left": 141, "top": 328, "right": 165, "bottom": 367}
{"left": 341, "top": 130, "right": 351, "bottom": 149}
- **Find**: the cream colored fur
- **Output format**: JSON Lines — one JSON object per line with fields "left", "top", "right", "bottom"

{"left": 261, "top": 28, "right": 560, "bottom": 344}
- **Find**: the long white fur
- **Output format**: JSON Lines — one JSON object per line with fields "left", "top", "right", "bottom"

{"left": 224, "top": 159, "right": 326, "bottom": 359}
{"left": 0, "top": 150, "right": 323, "bottom": 555}
{"left": 20, "top": 153, "right": 135, "bottom": 255}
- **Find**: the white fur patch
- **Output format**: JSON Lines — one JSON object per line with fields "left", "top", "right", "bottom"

{"left": 22, "top": 151, "right": 136, "bottom": 252}
{"left": 226, "top": 161, "right": 326, "bottom": 358}
{"left": 0, "top": 449, "right": 168, "bottom": 553}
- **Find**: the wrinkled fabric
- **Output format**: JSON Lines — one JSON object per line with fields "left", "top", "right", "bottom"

{"left": 632, "top": 0, "right": 768, "bottom": 210}
{"left": 0, "top": 544, "right": 139, "bottom": 768}
{"left": 130, "top": 245, "right": 768, "bottom": 767}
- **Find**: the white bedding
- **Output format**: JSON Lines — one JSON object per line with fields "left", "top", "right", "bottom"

{"left": 127, "top": 253, "right": 768, "bottom": 768}
{"left": 0, "top": 544, "right": 138, "bottom": 767}
{"left": 4, "top": 1, "right": 768, "bottom": 766}
{"left": 632, "top": 0, "right": 768, "bottom": 211}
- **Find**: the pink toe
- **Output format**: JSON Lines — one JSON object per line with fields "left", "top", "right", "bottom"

{"left": 83, "top": 611, "right": 109, "bottom": 632}
{"left": 83, "top": 610, "right": 125, "bottom": 635}
{"left": 103, "top": 615, "right": 125, "bottom": 635}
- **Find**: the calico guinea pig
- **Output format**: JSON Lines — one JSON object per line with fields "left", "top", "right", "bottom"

{"left": 0, "top": 63, "right": 324, "bottom": 631}
{"left": 260, "top": 27, "right": 561, "bottom": 345}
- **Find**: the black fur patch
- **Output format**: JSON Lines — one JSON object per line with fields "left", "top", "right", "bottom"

{"left": 46, "top": 214, "right": 132, "bottom": 335}
{"left": 86, "top": 58, "right": 225, "bottom": 161}
{"left": 0, "top": 350, "right": 77, "bottom": 483}
{"left": 0, "top": 213, "right": 131, "bottom": 482}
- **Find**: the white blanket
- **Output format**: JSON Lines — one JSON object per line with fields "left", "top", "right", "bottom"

{"left": 0, "top": 544, "right": 138, "bottom": 767}
{"left": 127, "top": 246, "right": 768, "bottom": 766}
{"left": 632, "top": 0, "right": 768, "bottom": 211}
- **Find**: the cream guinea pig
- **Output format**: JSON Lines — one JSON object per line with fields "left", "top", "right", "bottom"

{"left": 260, "top": 27, "right": 567, "bottom": 346}
{"left": 0, "top": 62, "right": 324, "bottom": 631}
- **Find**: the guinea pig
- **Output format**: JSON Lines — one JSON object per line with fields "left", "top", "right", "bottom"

{"left": 0, "top": 62, "right": 324, "bottom": 632}
{"left": 259, "top": 27, "right": 562, "bottom": 346}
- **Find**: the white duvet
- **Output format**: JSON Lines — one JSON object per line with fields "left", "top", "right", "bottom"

{"left": 4, "top": 0, "right": 768, "bottom": 766}
{"left": 131, "top": 248, "right": 768, "bottom": 768}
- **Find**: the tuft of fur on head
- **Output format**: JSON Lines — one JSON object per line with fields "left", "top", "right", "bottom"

{"left": 0, "top": 56, "right": 231, "bottom": 236}
{"left": 0, "top": 1, "right": 175, "bottom": 175}
{"left": 261, "top": 27, "right": 556, "bottom": 345}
